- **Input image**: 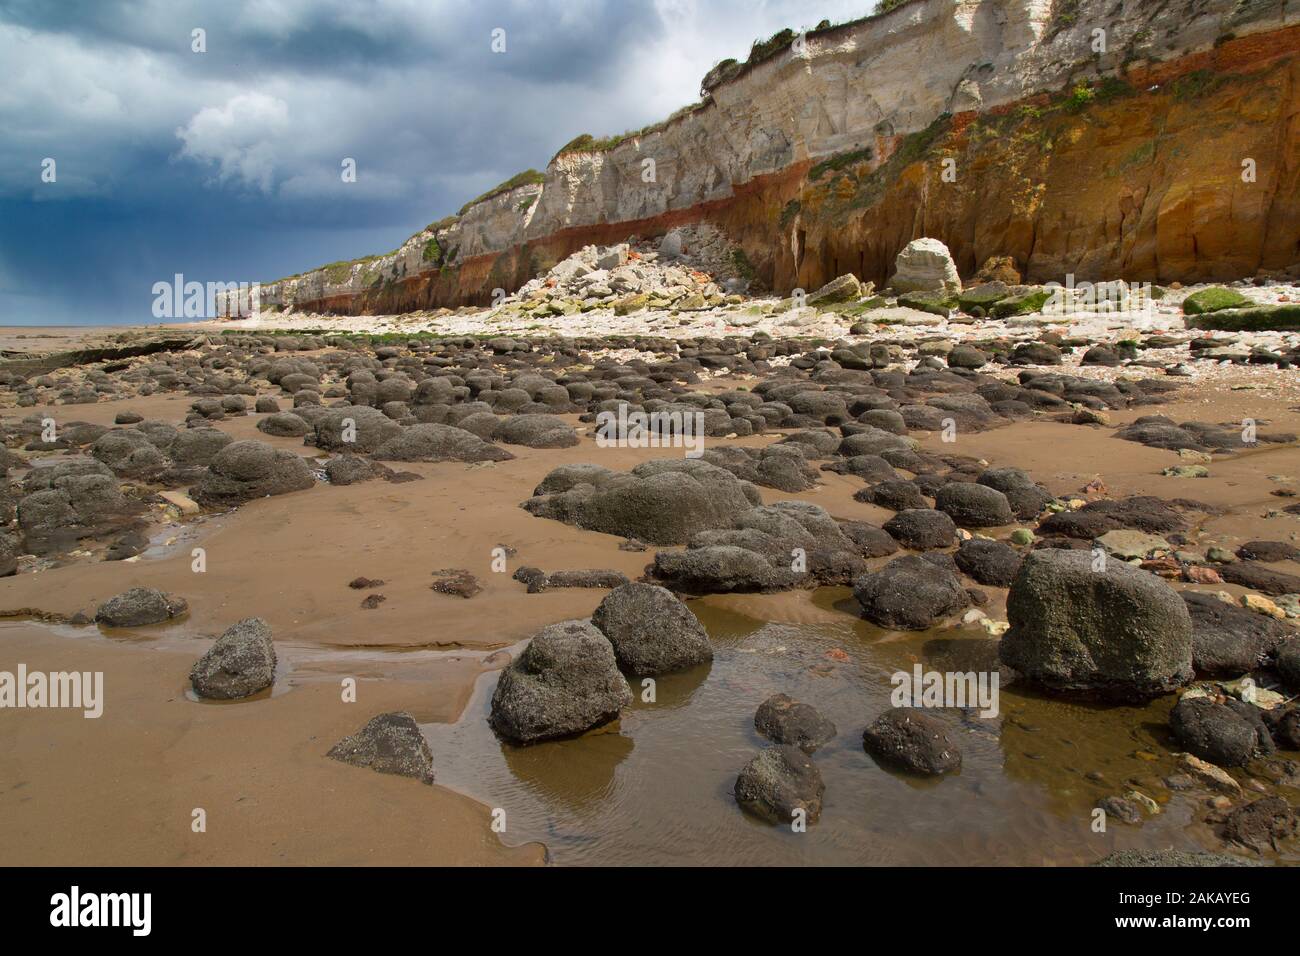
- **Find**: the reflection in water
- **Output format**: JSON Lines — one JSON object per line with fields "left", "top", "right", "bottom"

{"left": 422, "top": 592, "right": 1296, "bottom": 866}
{"left": 500, "top": 724, "right": 635, "bottom": 811}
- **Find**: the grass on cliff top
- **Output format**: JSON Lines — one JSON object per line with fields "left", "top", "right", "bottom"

{"left": 277, "top": 224, "right": 455, "bottom": 286}
{"left": 552, "top": 102, "right": 709, "bottom": 160}
{"left": 552, "top": 3, "right": 929, "bottom": 163}
{"left": 283, "top": 253, "right": 388, "bottom": 286}
{"left": 553, "top": 132, "right": 638, "bottom": 157}
{"left": 424, "top": 214, "right": 460, "bottom": 235}
{"left": 1182, "top": 286, "right": 1252, "bottom": 315}
{"left": 273, "top": 213, "right": 466, "bottom": 285}
{"left": 700, "top": 0, "right": 922, "bottom": 94}
{"left": 702, "top": 0, "right": 925, "bottom": 94}
{"left": 457, "top": 169, "right": 545, "bottom": 215}
{"left": 322, "top": 261, "right": 360, "bottom": 284}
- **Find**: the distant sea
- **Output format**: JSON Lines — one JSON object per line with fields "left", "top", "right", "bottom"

{"left": 0, "top": 317, "right": 203, "bottom": 328}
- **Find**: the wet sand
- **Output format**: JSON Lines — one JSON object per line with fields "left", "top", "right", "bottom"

{"left": 0, "top": 623, "right": 543, "bottom": 865}
{"left": 0, "top": 387, "right": 889, "bottom": 646}
{"left": 2, "top": 333, "right": 1299, "bottom": 866}
{"left": 0, "top": 380, "right": 881, "bottom": 865}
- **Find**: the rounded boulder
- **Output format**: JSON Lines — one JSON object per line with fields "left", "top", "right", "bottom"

{"left": 999, "top": 549, "right": 1193, "bottom": 700}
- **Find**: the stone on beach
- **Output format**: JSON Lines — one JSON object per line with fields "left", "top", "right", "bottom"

{"left": 311, "top": 405, "right": 403, "bottom": 453}
{"left": 512, "top": 567, "right": 628, "bottom": 592}
{"left": 976, "top": 467, "right": 1053, "bottom": 520}
{"left": 998, "top": 549, "right": 1193, "bottom": 700}
{"left": 256, "top": 411, "right": 311, "bottom": 437}
{"left": 734, "top": 744, "right": 825, "bottom": 825}
{"left": 327, "top": 712, "right": 435, "bottom": 784}
{"left": 373, "top": 423, "right": 515, "bottom": 462}
{"left": 806, "top": 273, "right": 862, "bottom": 306}
{"left": 889, "top": 238, "right": 961, "bottom": 295}
{"left": 95, "top": 586, "right": 188, "bottom": 627}
{"left": 933, "top": 482, "right": 1014, "bottom": 528}
{"left": 1216, "top": 797, "right": 1298, "bottom": 852}
{"left": 651, "top": 500, "right": 867, "bottom": 592}
{"left": 1278, "top": 638, "right": 1300, "bottom": 691}
{"left": 1169, "top": 696, "right": 1272, "bottom": 767}
{"left": 1183, "top": 591, "right": 1291, "bottom": 677}
{"left": 954, "top": 537, "right": 1022, "bottom": 587}
{"left": 754, "top": 693, "right": 836, "bottom": 753}
{"left": 496, "top": 414, "right": 579, "bottom": 448}
{"left": 189, "top": 617, "right": 277, "bottom": 699}
{"left": 90, "top": 429, "right": 167, "bottom": 478}
{"left": 862, "top": 708, "right": 962, "bottom": 776}
{"left": 489, "top": 619, "right": 632, "bottom": 744}
{"left": 192, "top": 440, "right": 315, "bottom": 507}
{"left": 590, "top": 582, "right": 713, "bottom": 675}
{"left": 883, "top": 508, "right": 958, "bottom": 550}
{"left": 853, "top": 554, "right": 969, "bottom": 630}
{"left": 523, "top": 459, "right": 759, "bottom": 545}
{"left": 17, "top": 466, "right": 144, "bottom": 553}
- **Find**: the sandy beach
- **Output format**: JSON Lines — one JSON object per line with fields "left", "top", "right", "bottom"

{"left": 2, "top": 283, "right": 1299, "bottom": 865}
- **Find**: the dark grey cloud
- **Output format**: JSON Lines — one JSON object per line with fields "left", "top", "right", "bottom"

{"left": 1, "top": 0, "right": 668, "bottom": 82}
{"left": 0, "top": 0, "right": 869, "bottom": 324}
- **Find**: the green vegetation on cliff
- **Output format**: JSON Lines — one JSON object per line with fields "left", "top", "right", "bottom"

{"left": 1171, "top": 69, "right": 1230, "bottom": 101}
{"left": 731, "top": 248, "right": 757, "bottom": 281}
{"left": 319, "top": 254, "right": 386, "bottom": 285}
{"left": 779, "top": 199, "right": 801, "bottom": 229}
{"left": 848, "top": 114, "right": 951, "bottom": 211}
{"left": 552, "top": 102, "right": 709, "bottom": 160}
{"left": 747, "top": 28, "right": 798, "bottom": 67}
{"left": 457, "top": 169, "right": 545, "bottom": 215}
{"left": 700, "top": 1, "right": 922, "bottom": 94}
{"left": 554, "top": 132, "right": 632, "bottom": 156}
{"left": 425, "top": 214, "right": 459, "bottom": 234}
{"left": 809, "top": 147, "right": 874, "bottom": 182}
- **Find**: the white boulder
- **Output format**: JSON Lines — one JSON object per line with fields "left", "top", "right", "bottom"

{"left": 891, "top": 238, "right": 961, "bottom": 295}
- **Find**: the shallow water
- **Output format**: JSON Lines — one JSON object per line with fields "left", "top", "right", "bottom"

{"left": 9, "top": 586, "right": 1292, "bottom": 865}
{"left": 423, "top": 587, "right": 1295, "bottom": 866}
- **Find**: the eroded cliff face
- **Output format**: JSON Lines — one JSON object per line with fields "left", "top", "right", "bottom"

{"left": 789, "top": 32, "right": 1300, "bottom": 291}
{"left": 260, "top": 0, "right": 1300, "bottom": 316}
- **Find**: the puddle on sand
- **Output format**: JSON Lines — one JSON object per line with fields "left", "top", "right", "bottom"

{"left": 424, "top": 588, "right": 1293, "bottom": 866}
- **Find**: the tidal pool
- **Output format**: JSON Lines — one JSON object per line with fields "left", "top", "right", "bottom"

{"left": 423, "top": 588, "right": 1297, "bottom": 865}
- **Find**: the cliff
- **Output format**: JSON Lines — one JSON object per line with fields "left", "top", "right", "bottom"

{"left": 254, "top": 0, "right": 1300, "bottom": 317}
